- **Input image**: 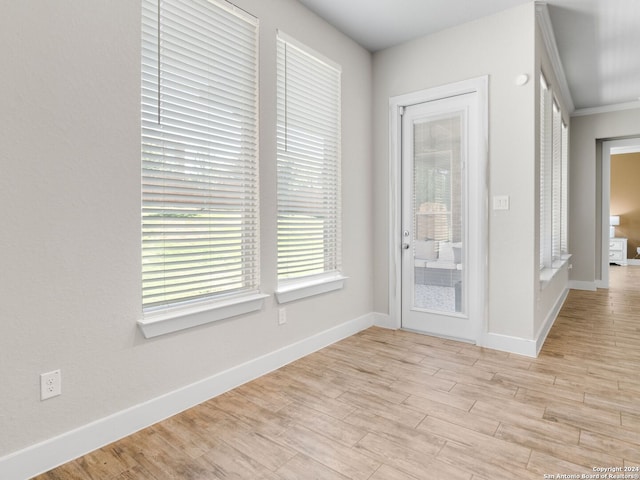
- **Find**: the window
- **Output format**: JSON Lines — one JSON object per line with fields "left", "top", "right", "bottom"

{"left": 275, "top": 32, "right": 344, "bottom": 302}
{"left": 560, "top": 121, "right": 569, "bottom": 254}
{"left": 551, "top": 100, "right": 562, "bottom": 260}
{"left": 539, "top": 74, "right": 550, "bottom": 270}
{"left": 539, "top": 73, "right": 569, "bottom": 275}
{"left": 141, "top": 0, "right": 261, "bottom": 323}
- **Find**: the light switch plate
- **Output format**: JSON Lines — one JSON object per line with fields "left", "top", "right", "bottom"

{"left": 493, "top": 195, "right": 510, "bottom": 211}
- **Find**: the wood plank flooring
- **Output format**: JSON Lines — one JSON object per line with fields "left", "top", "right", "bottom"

{"left": 35, "top": 266, "right": 640, "bottom": 479}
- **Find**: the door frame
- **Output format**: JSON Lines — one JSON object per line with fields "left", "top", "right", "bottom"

{"left": 388, "top": 76, "right": 489, "bottom": 341}
{"left": 599, "top": 137, "right": 640, "bottom": 288}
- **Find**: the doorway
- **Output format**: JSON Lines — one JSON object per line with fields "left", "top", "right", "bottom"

{"left": 389, "top": 77, "right": 488, "bottom": 343}
{"left": 601, "top": 137, "right": 640, "bottom": 288}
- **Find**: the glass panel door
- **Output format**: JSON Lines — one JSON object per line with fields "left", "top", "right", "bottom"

{"left": 401, "top": 91, "right": 481, "bottom": 341}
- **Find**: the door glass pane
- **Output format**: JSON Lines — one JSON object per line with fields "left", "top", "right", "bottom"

{"left": 413, "top": 113, "right": 464, "bottom": 314}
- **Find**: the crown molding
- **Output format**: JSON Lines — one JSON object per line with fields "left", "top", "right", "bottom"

{"left": 535, "top": 2, "right": 575, "bottom": 114}
{"left": 571, "top": 100, "right": 640, "bottom": 117}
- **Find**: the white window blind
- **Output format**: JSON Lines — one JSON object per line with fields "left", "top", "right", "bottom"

{"left": 276, "top": 33, "right": 342, "bottom": 281}
{"left": 539, "top": 74, "right": 551, "bottom": 270}
{"left": 551, "top": 100, "right": 562, "bottom": 260}
{"left": 141, "top": 0, "right": 259, "bottom": 310}
{"left": 539, "top": 73, "right": 570, "bottom": 276}
{"left": 561, "top": 121, "right": 569, "bottom": 254}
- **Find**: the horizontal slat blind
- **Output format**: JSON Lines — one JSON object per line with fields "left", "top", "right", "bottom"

{"left": 142, "top": 0, "right": 259, "bottom": 310}
{"left": 551, "top": 100, "right": 562, "bottom": 260}
{"left": 276, "top": 33, "right": 342, "bottom": 281}
{"left": 540, "top": 74, "right": 550, "bottom": 269}
{"left": 561, "top": 121, "right": 569, "bottom": 254}
{"left": 539, "top": 73, "right": 570, "bottom": 274}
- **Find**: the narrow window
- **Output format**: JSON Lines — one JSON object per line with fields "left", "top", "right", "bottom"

{"left": 276, "top": 32, "right": 343, "bottom": 299}
{"left": 141, "top": 0, "right": 259, "bottom": 312}
{"left": 539, "top": 74, "right": 551, "bottom": 270}
{"left": 560, "top": 121, "right": 569, "bottom": 254}
{"left": 551, "top": 100, "right": 562, "bottom": 260}
{"left": 539, "top": 73, "right": 570, "bottom": 279}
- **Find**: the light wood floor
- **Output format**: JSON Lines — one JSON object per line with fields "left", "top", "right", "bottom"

{"left": 36, "top": 266, "right": 640, "bottom": 479}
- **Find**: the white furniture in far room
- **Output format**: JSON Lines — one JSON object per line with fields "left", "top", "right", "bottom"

{"left": 609, "top": 237, "right": 627, "bottom": 266}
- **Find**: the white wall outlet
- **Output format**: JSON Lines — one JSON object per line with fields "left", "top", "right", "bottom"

{"left": 40, "top": 369, "right": 61, "bottom": 400}
{"left": 278, "top": 308, "right": 287, "bottom": 325}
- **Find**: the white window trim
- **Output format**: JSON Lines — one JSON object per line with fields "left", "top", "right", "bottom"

{"left": 275, "top": 273, "right": 347, "bottom": 304}
{"left": 540, "top": 254, "right": 572, "bottom": 288}
{"left": 276, "top": 31, "right": 341, "bottom": 71}
{"left": 138, "top": 292, "right": 269, "bottom": 338}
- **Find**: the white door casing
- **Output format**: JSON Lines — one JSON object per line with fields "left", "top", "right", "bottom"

{"left": 388, "top": 76, "right": 488, "bottom": 343}
{"left": 600, "top": 138, "right": 640, "bottom": 288}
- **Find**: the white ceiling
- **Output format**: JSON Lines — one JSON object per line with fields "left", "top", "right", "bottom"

{"left": 297, "top": 0, "right": 640, "bottom": 111}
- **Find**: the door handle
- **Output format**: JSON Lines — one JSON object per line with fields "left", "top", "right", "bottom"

{"left": 402, "top": 230, "right": 410, "bottom": 250}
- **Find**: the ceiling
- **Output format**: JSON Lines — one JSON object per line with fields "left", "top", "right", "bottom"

{"left": 297, "top": 0, "right": 640, "bottom": 112}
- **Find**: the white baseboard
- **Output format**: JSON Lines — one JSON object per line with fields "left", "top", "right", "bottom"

{"left": 480, "top": 332, "right": 538, "bottom": 357}
{"left": 627, "top": 259, "right": 640, "bottom": 266}
{"left": 371, "top": 311, "right": 397, "bottom": 329}
{"left": 481, "top": 287, "right": 569, "bottom": 358}
{"left": 569, "top": 280, "right": 597, "bottom": 291}
{"left": 535, "top": 287, "right": 569, "bottom": 356}
{"left": 0, "top": 313, "right": 375, "bottom": 480}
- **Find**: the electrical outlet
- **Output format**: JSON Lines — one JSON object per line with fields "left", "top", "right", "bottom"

{"left": 278, "top": 308, "right": 287, "bottom": 325}
{"left": 40, "top": 369, "right": 61, "bottom": 400}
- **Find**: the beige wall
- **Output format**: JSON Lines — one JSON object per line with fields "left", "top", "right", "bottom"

{"left": 0, "top": 0, "right": 372, "bottom": 458}
{"left": 611, "top": 153, "right": 640, "bottom": 258}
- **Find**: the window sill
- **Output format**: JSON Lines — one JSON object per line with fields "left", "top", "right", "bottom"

{"left": 275, "top": 274, "right": 347, "bottom": 304}
{"left": 138, "top": 292, "right": 269, "bottom": 339}
{"left": 540, "top": 254, "right": 572, "bottom": 288}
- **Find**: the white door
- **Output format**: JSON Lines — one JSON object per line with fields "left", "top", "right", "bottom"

{"left": 401, "top": 92, "right": 484, "bottom": 342}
